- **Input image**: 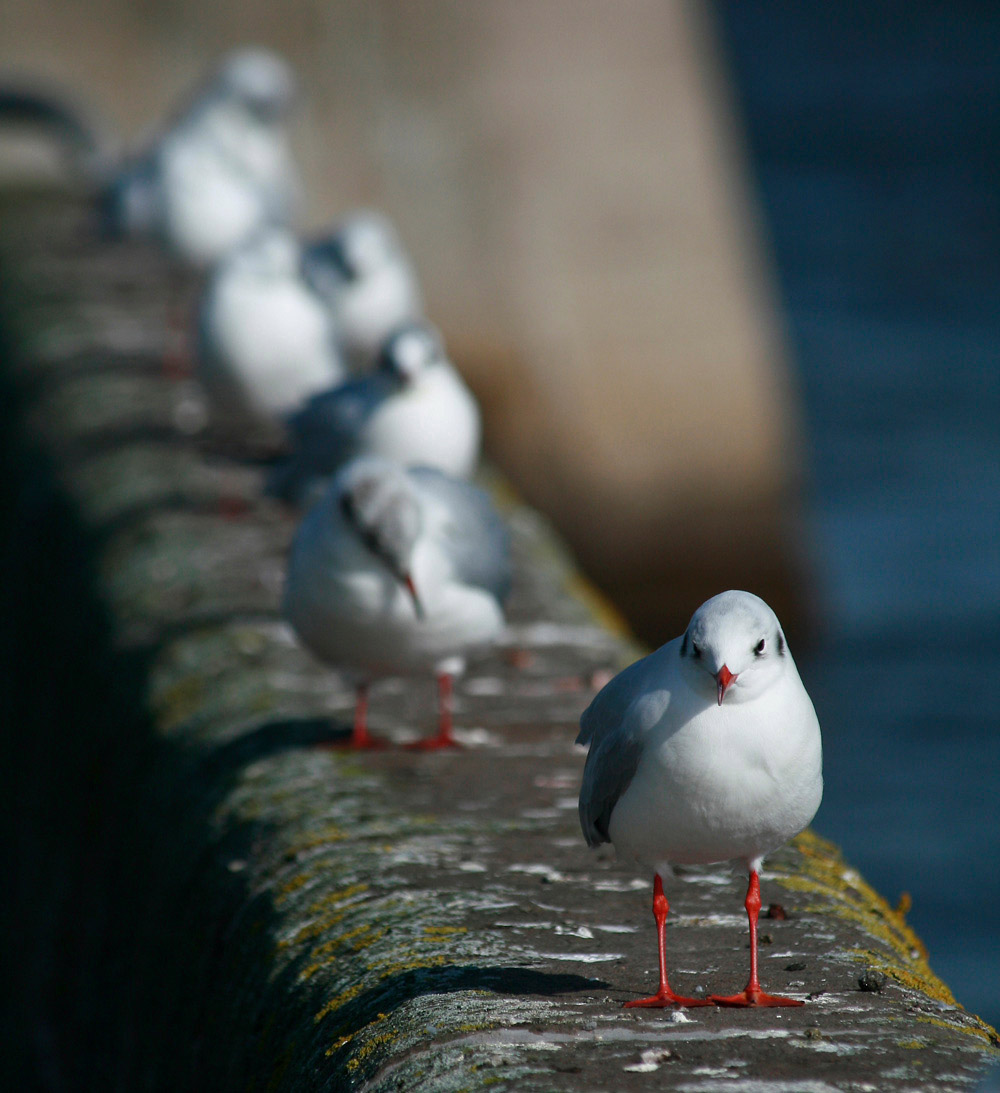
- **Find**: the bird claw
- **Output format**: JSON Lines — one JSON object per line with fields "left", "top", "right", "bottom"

{"left": 709, "top": 988, "right": 804, "bottom": 1007}
{"left": 624, "top": 991, "right": 711, "bottom": 1009}
{"left": 403, "top": 735, "right": 461, "bottom": 751}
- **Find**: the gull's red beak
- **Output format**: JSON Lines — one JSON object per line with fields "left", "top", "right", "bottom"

{"left": 716, "top": 665, "right": 737, "bottom": 706}
{"left": 402, "top": 573, "right": 425, "bottom": 619}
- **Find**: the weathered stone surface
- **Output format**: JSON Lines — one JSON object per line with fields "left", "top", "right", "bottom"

{"left": 2, "top": 191, "right": 997, "bottom": 1091}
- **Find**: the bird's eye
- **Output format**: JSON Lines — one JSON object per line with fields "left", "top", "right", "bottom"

{"left": 754, "top": 639, "right": 766, "bottom": 656}
{"left": 691, "top": 642, "right": 702, "bottom": 660}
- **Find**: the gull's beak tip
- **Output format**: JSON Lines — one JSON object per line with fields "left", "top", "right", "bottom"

{"left": 403, "top": 573, "right": 424, "bottom": 619}
{"left": 716, "top": 664, "right": 737, "bottom": 705}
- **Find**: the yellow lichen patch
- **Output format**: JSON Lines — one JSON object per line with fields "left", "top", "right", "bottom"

{"left": 307, "top": 882, "right": 369, "bottom": 915}
{"left": 324, "top": 1012, "right": 393, "bottom": 1061}
{"left": 354, "top": 927, "right": 388, "bottom": 951}
{"left": 345, "top": 1026, "right": 399, "bottom": 1072}
{"left": 457, "top": 1022, "right": 493, "bottom": 1034}
{"left": 913, "top": 1014, "right": 1000, "bottom": 1049}
{"left": 274, "top": 869, "right": 318, "bottom": 905}
{"left": 283, "top": 825, "right": 348, "bottom": 859}
{"left": 324, "top": 1033, "right": 353, "bottom": 1057}
{"left": 367, "top": 954, "right": 449, "bottom": 978}
{"left": 777, "top": 831, "right": 949, "bottom": 1003}
{"left": 249, "top": 690, "right": 278, "bottom": 713}
{"left": 299, "top": 924, "right": 379, "bottom": 980}
{"left": 423, "top": 926, "right": 468, "bottom": 937}
{"left": 276, "top": 911, "right": 346, "bottom": 950}
{"left": 154, "top": 674, "right": 206, "bottom": 732}
{"left": 844, "top": 949, "right": 952, "bottom": 1004}
{"left": 897, "top": 1039, "right": 928, "bottom": 1050}
{"left": 314, "top": 981, "right": 365, "bottom": 1024}
{"left": 782, "top": 834, "right": 999, "bottom": 1045}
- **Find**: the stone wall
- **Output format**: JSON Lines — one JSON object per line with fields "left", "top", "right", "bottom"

{"left": 1, "top": 190, "right": 996, "bottom": 1091}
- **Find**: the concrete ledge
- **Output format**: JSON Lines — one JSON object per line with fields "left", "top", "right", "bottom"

{"left": 2, "top": 191, "right": 997, "bottom": 1091}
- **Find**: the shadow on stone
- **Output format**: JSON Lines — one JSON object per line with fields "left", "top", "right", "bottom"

{"left": 206, "top": 716, "right": 353, "bottom": 774}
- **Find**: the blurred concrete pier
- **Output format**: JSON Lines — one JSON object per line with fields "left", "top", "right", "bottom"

{"left": 0, "top": 191, "right": 996, "bottom": 1090}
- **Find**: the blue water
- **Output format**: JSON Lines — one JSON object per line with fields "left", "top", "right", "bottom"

{"left": 716, "top": 3, "right": 1000, "bottom": 1026}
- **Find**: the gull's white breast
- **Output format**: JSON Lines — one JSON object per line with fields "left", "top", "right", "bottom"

{"left": 608, "top": 671, "right": 823, "bottom": 869}
{"left": 200, "top": 268, "right": 344, "bottom": 424}
{"left": 363, "top": 367, "right": 481, "bottom": 479}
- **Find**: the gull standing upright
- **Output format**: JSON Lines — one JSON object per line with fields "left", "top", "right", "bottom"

{"left": 300, "top": 211, "right": 424, "bottom": 369}
{"left": 196, "top": 228, "right": 347, "bottom": 436}
{"left": 105, "top": 47, "right": 300, "bottom": 265}
{"left": 267, "top": 322, "right": 481, "bottom": 505}
{"left": 578, "top": 590, "right": 823, "bottom": 1008}
{"left": 284, "top": 457, "right": 511, "bottom": 749}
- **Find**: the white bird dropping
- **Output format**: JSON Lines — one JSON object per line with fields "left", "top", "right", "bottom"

{"left": 283, "top": 458, "right": 510, "bottom": 749}
{"left": 577, "top": 590, "right": 823, "bottom": 1007}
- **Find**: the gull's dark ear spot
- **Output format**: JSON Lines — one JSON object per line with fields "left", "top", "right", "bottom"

{"left": 777, "top": 632, "right": 786, "bottom": 655}
{"left": 680, "top": 631, "right": 689, "bottom": 657}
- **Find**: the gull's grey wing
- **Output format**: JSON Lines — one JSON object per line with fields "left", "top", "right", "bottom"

{"left": 266, "top": 372, "right": 396, "bottom": 502}
{"left": 577, "top": 640, "right": 679, "bottom": 847}
{"left": 577, "top": 643, "right": 674, "bottom": 747}
{"left": 409, "top": 467, "right": 512, "bottom": 604}
{"left": 578, "top": 723, "right": 643, "bottom": 848}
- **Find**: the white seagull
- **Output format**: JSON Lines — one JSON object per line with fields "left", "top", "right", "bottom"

{"left": 267, "top": 322, "right": 481, "bottom": 505}
{"left": 284, "top": 457, "right": 511, "bottom": 749}
{"left": 300, "top": 211, "right": 424, "bottom": 368}
{"left": 104, "top": 47, "right": 300, "bottom": 265}
{"left": 196, "top": 228, "right": 347, "bottom": 434}
{"left": 578, "top": 590, "right": 823, "bottom": 1008}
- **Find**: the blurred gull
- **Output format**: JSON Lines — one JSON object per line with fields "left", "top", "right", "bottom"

{"left": 578, "top": 590, "right": 823, "bottom": 1007}
{"left": 105, "top": 47, "right": 300, "bottom": 265}
{"left": 284, "top": 457, "right": 511, "bottom": 749}
{"left": 267, "top": 321, "right": 481, "bottom": 504}
{"left": 301, "top": 211, "right": 424, "bottom": 368}
{"left": 196, "top": 228, "right": 347, "bottom": 435}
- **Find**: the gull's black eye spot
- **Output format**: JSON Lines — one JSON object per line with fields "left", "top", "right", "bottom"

{"left": 754, "top": 638, "right": 766, "bottom": 656}
{"left": 691, "top": 642, "right": 702, "bottom": 660}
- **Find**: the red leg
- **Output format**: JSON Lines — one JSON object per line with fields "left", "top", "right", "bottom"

{"left": 625, "top": 874, "right": 710, "bottom": 1008}
{"left": 320, "top": 684, "right": 384, "bottom": 750}
{"left": 217, "top": 495, "right": 250, "bottom": 521}
{"left": 162, "top": 291, "right": 193, "bottom": 381}
{"left": 405, "top": 672, "right": 461, "bottom": 750}
{"left": 710, "top": 870, "right": 803, "bottom": 1007}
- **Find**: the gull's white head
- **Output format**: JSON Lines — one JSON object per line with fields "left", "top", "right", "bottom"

{"left": 377, "top": 322, "right": 446, "bottom": 385}
{"left": 337, "top": 212, "right": 402, "bottom": 279}
{"left": 678, "top": 590, "right": 790, "bottom": 705}
{"left": 214, "top": 47, "right": 297, "bottom": 122}
{"left": 302, "top": 212, "right": 403, "bottom": 292}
